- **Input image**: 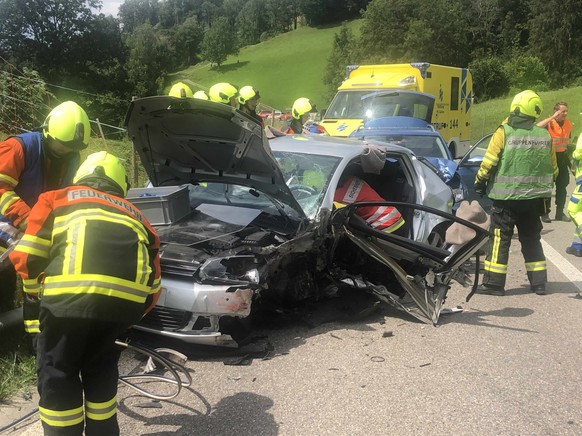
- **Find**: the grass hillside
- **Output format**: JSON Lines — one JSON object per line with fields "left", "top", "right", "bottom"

{"left": 170, "top": 19, "right": 581, "bottom": 143}
{"left": 170, "top": 20, "right": 363, "bottom": 112}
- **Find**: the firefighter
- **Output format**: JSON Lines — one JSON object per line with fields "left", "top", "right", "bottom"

{"left": 9, "top": 151, "right": 161, "bottom": 436}
{"left": 474, "top": 90, "right": 557, "bottom": 296}
{"left": 334, "top": 175, "right": 405, "bottom": 234}
{"left": 284, "top": 98, "right": 317, "bottom": 134}
{"left": 168, "top": 81, "right": 193, "bottom": 98}
{"left": 566, "top": 134, "right": 582, "bottom": 256}
{"left": 208, "top": 82, "right": 239, "bottom": 107}
{"left": 0, "top": 101, "right": 90, "bottom": 334}
{"left": 238, "top": 85, "right": 263, "bottom": 125}
{"left": 193, "top": 90, "right": 209, "bottom": 100}
{"left": 537, "top": 102, "right": 572, "bottom": 222}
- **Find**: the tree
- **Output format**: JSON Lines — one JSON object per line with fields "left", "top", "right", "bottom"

{"left": 222, "top": 0, "right": 245, "bottom": 27}
{"left": 467, "top": 0, "right": 501, "bottom": 58}
{"left": 298, "top": 0, "right": 368, "bottom": 26}
{"left": 264, "top": 0, "right": 295, "bottom": 34}
{"left": 118, "top": 0, "right": 160, "bottom": 34}
{"left": 359, "top": 0, "right": 419, "bottom": 62}
{"left": 469, "top": 56, "right": 510, "bottom": 101}
{"left": 200, "top": 16, "right": 239, "bottom": 68}
{"left": 174, "top": 16, "right": 205, "bottom": 66}
{"left": 125, "top": 23, "right": 169, "bottom": 96}
{"left": 528, "top": 0, "right": 582, "bottom": 86}
{"left": 323, "top": 24, "right": 357, "bottom": 100}
{"left": 199, "top": 1, "right": 220, "bottom": 28}
{"left": 0, "top": 0, "right": 102, "bottom": 82}
{"left": 236, "top": 0, "right": 270, "bottom": 46}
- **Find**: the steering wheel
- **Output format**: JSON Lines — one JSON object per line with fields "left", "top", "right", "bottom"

{"left": 289, "top": 184, "right": 318, "bottom": 199}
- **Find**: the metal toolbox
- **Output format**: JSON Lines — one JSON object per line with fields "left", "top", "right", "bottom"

{"left": 126, "top": 186, "right": 190, "bottom": 225}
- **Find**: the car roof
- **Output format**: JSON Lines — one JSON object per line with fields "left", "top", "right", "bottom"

{"left": 269, "top": 133, "right": 417, "bottom": 159}
{"left": 352, "top": 127, "right": 444, "bottom": 138}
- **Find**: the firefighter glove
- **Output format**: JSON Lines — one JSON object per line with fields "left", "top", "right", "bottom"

{"left": 474, "top": 179, "right": 486, "bottom": 198}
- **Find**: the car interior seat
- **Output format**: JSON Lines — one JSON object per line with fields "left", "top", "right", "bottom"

{"left": 362, "top": 158, "right": 416, "bottom": 238}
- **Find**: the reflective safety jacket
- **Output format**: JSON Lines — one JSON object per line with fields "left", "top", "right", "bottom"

{"left": 547, "top": 118, "right": 572, "bottom": 153}
{"left": 0, "top": 132, "right": 79, "bottom": 229}
{"left": 9, "top": 186, "right": 161, "bottom": 324}
{"left": 477, "top": 124, "right": 556, "bottom": 201}
{"left": 569, "top": 135, "right": 582, "bottom": 211}
{"left": 334, "top": 176, "right": 404, "bottom": 233}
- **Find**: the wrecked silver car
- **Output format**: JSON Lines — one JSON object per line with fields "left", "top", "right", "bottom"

{"left": 124, "top": 96, "right": 489, "bottom": 347}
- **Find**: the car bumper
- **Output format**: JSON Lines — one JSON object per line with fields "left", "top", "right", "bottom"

{"left": 134, "top": 275, "right": 255, "bottom": 348}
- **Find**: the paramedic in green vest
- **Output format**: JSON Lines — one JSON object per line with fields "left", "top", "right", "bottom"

{"left": 474, "top": 90, "right": 557, "bottom": 297}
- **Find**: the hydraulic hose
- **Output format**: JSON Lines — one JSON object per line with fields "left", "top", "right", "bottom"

{"left": 115, "top": 340, "right": 193, "bottom": 401}
{"left": 0, "top": 340, "right": 192, "bottom": 434}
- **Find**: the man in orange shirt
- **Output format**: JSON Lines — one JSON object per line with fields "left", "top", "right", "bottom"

{"left": 537, "top": 101, "right": 573, "bottom": 222}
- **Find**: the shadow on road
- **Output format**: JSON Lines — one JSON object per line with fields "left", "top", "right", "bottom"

{"left": 119, "top": 390, "right": 277, "bottom": 435}
{"left": 440, "top": 305, "right": 536, "bottom": 332}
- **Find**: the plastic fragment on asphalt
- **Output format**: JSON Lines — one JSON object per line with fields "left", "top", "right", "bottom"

{"left": 382, "top": 331, "right": 394, "bottom": 338}
{"left": 135, "top": 401, "right": 162, "bottom": 409}
{"left": 440, "top": 306, "right": 464, "bottom": 315}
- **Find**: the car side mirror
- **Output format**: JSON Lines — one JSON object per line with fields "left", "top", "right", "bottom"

{"left": 460, "top": 156, "right": 483, "bottom": 167}
{"left": 320, "top": 108, "right": 327, "bottom": 118}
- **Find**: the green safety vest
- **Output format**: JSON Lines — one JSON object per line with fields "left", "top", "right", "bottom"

{"left": 487, "top": 124, "right": 553, "bottom": 200}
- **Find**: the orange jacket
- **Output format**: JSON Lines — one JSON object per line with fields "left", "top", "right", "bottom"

{"left": 334, "top": 176, "right": 404, "bottom": 233}
{"left": 547, "top": 118, "right": 572, "bottom": 153}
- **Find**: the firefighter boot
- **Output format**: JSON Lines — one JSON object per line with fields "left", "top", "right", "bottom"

{"left": 475, "top": 284, "right": 505, "bottom": 296}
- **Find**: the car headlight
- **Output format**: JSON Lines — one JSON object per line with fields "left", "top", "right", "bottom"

{"left": 199, "top": 256, "right": 261, "bottom": 285}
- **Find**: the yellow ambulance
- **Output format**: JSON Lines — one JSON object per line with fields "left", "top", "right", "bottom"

{"left": 321, "top": 62, "right": 473, "bottom": 158}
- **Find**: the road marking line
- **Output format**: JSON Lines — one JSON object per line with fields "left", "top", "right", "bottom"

{"left": 541, "top": 239, "right": 582, "bottom": 293}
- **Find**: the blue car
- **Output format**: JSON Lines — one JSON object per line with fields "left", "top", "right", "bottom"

{"left": 350, "top": 116, "right": 467, "bottom": 209}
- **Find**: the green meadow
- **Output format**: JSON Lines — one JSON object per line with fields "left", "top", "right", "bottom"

{"left": 168, "top": 19, "right": 581, "bottom": 142}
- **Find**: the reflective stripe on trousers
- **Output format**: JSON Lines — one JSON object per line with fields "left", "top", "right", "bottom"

{"left": 483, "top": 200, "right": 547, "bottom": 288}
{"left": 37, "top": 312, "right": 125, "bottom": 436}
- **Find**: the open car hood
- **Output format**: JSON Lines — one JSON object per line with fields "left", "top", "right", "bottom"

{"left": 124, "top": 96, "right": 306, "bottom": 218}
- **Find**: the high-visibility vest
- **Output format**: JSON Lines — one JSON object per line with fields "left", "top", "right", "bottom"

{"left": 9, "top": 186, "right": 161, "bottom": 324}
{"left": 571, "top": 135, "right": 582, "bottom": 197}
{"left": 0, "top": 132, "right": 79, "bottom": 228}
{"left": 334, "top": 176, "right": 404, "bottom": 233}
{"left": 488, "top": 125, "right": 553, "bottom": 200}
{"left": 547, "top": 118, "right": 572, "bottom": 153}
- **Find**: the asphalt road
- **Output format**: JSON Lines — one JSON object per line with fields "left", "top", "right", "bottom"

{"left": 4, "top": 194, "right": 582, "bottom": 436}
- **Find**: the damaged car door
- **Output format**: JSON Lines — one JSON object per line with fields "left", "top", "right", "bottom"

{"left": 329, "top": 202, "right": 490, "bottom": 325}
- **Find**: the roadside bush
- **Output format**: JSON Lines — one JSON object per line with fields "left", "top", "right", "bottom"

{"left": 503, "top": 55, "right": 549, "bottom": 93}
{"left": 469, "top": 56, "right": 510, "bottom": 102}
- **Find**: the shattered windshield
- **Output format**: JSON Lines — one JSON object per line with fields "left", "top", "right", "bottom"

{"left": 273, "top": 151, "right": 341, "bottom": 219}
